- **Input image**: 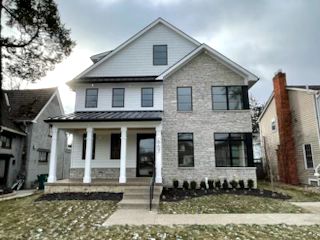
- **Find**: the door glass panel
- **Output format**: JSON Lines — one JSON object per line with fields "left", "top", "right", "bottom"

{"left": 0, "top": 160, "right": 5, "bottom": 178}
{"left": 138, "top": 136, "right": 155, "bottom": 176}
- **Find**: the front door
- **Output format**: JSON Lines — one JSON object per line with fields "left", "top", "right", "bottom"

{"left": 137, "top": 134, "right": 155, "bottom": 177}
{"left": 0, "top": 158, "right": 9, "bottom": 187}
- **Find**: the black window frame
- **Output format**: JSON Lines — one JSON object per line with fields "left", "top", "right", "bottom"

{"left": 82, "top": 133, "right": 96, "bottom": 160}
{"left": 177, "top": 87, "right": 193, "bottom": 112}
{"left": 178, "top": 133, "right": 194, "bottom": 167}
{"left": 112, "top": 88, "right": 125, "bottom": 108}
{"left": 211, "top": 86, "right": 249, "bottom": 110}
{"left": 110, "top": 133, "right": 121, "bottom": 160}
{"left": 141, "top": 88, "right": 154, "bottom": 107}
{"left": 85, "top": 88, "right": 98, "bottom": 108}
{"left": 303, "top": 144, "right": 314, "bottom": 169}
{"left": 214, "top": 133, "right": 253, "bottom": 167}
{"left": 153, "top": 45, "right": 168, "bottom": 66}
{"left": 38, "top": 150, "right": 50, "bottom": 163}
{"left": 0, "top": 134, "right": 12, "bottom": 149}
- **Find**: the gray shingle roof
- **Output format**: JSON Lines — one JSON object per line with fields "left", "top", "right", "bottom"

{"left": 45, "top": 111, "right": 162, "bottom": 122}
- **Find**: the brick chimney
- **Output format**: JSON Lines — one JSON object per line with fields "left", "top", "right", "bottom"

{"left": 273, "top": 71, "right": 299, "bottom": 185}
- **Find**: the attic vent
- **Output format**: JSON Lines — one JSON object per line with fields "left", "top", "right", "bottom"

{"left": 4, "top": 93, "right": 10, "bottom": 107}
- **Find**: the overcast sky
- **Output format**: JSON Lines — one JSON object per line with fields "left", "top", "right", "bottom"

{"left": 31, "top": 0, "right": 320, "bottom": 113}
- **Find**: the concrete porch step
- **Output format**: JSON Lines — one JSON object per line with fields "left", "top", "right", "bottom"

{"left": 118, "top": 198, "right": 160, "bottom": 210}
{"left": 123, "top": 192, "right": 161, "bottom": 200}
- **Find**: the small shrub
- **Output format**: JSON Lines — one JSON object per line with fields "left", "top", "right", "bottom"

{"left": 200, "top": 181, "right": 206, "bottom": 189}
{"left": 190, "top": 181, "right": 197, "bottom": 190}
{"left": 230, "top": 180, "right": 238, "bottom": 189}
{"left": 173, "top": 180, "right": 179, "bottom": 189}
{"left": 248, "top": 179, "right": 254, "bottom": 189}
{"left": 215, "top": 180, "right": 221, "bottom": 189}
{"left": 222, "top": 179, "right": 229, "bottom": 189}
{"left": 208, "top": 180, "right": 214, "bottom": 189}
{"left": 182, "top": 181, "right": 189, "bottom": 190}
{"left": 239, "top": 180, "right": 245, "bottom": 189}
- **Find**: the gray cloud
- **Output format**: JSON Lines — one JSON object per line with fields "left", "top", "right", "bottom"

{"left": 56, "top": 0, "right": 320, "bottom": 104}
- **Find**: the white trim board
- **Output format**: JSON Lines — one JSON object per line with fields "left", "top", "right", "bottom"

{"left": 74, "top": 18, "right": 200, "bottom": 80}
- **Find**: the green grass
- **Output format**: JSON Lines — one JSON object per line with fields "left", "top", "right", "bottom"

{"left": 0, "top": 194, "right": 319, "bottom": 239}
{"left": 258, "top": 181, "right": 320, "bottom": 202}
{"left": 159, "top": 194, "right": 306, "bottom": 214}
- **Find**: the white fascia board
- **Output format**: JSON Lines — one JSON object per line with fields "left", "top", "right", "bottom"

{"left": 286, "top": 87, "right": 318, "bottom": 94}
{"left": 157, "top": 44, "right": 259, "bottom": 83}
{"left": 73, "top": 18, "right": 201, "bottom": 80}
{"left": 33, "top": 89, "right": 65, "bottom": 123}
{"left": 0, "top": 126, "right": 26, "bottom": 136}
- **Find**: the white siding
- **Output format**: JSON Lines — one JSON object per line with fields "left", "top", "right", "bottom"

{"left": 75, "top": 82, "right": 163, "bottom": 111}
{"left": 85, "top": 23, "right": 197, "bottom": 77}
{"left": 70, "top": 129, "right": 154, "bottom": 168}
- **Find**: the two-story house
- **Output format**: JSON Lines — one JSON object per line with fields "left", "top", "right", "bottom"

{"left": 45, "top": 18, "right": 259, "bottom": 190}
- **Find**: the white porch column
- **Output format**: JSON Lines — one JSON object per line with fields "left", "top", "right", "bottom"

{"left": 48, "top": 126, "right": 58, "bottom": 183}
{"left": 83, "top": 127, "right": 93, "bottom": 183}
{"left": 119, "top": 127, "right": 127, "bottom": 183}
{"left": 155, "top": 124, "right": 163, "bottom": 183}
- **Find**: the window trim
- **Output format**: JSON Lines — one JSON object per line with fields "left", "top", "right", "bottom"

{"left": 85, "top": 88, "right": 98, "bottom": 108}
{"left": 214, "top": 132, "right": 254, "bottom": 167}
{"left": 110, "top": 133, "right": 121, "bottom": 160}
{"left": 303, "top": 144, "right": 314, "bottom": 169}
{"left": 38, "top": 150, "right": 49, "bottom": 163}
{"left": 177, "top": 132, "right": 194, "bottom": 167}
{"left": 177, "top": 86, "right": 193, "bottom": 112}
{"left": 211, "top": 85, "right": 249, "bottom": 110}
{"left": 153, "top": 44, "right": 168, "bottom": 66}
{"left": 141, "top": 88, "right": 154, "bottom": 107}
{"left": 112, "top": 88, "right": 125, "bottom": 108}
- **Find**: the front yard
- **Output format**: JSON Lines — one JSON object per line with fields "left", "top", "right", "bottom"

{"left": 0, "top": 193, "right": 320, "bottom": 239}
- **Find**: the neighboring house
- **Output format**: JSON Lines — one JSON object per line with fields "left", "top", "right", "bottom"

{"left": 259, "top": 71, "right": 320, "bottom": 186}
{"left": 0, "top": 88, "right": 70, "bottom": 188}
{"left": 45, "top": 18, "right": 259, "bottom": 188}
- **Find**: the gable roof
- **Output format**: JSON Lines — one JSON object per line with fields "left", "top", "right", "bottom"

{"left": 73, "top": 18, "right": 200, "bottom": 80}
{"left": 3, "top": 88, "right": 58, "bottom": 122}
{"left": 156, "top": 44, "right": 259, "bottom": 86}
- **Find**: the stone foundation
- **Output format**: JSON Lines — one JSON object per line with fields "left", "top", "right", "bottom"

{"left": 69, "top": 168, "right": 137, "bottom": 179}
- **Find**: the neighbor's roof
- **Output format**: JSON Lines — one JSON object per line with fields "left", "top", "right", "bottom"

{"left": 45, "top": 111, "right": 163, "bottom": 122}
{"left": 3, "top": 88, "right": 57, "bottom": 121}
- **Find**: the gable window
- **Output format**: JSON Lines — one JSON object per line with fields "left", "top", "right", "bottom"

{"left": 38, "top": 149, "right": 50, "bottom": 163}
{"left": 271, "top": 118, "right": 276, "bottom": 132}
{"left": 112, "top": 88, "right": 125, "bottom": 107}
{"left": 212, "top": 86, "right": 249, "bottom": 110}
{"left": 141, "top": 88, "right": 153, "bottom": 107}
{"left": 153, "top": 45, "right": 167, "bottom": 65}
{"left": 82, "top": 133, "right": 96, "bottom": 160}
{"left": 177, "top": 87, "right": 192, "bottom": 111}
{"left": 85, "top": 88, "right": 98, "bottom": 108}
{"left": 0, "top": 135, "right": 12, "bottom": 149}
{"left": 110, "top": 134, "right": 121, "bottom": 159}
{"left": 178, "top": 133, "right": 194, "bottom": 167}
{"left": 214, "top": 133, "right": 253, "bottom": 167}
{"left": 303, "top": 144, "right": 314, "bottom": 169}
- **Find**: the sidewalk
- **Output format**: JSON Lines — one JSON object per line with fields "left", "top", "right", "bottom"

{"left": 103, "top": 209, "right": 320, "bottom": 226}
{"left": 0, "top": 190, "right": 36, "bottom": 201}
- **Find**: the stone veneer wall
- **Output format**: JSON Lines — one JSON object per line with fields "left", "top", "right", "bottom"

{"left": 162, "top": 52, "right": 257, "bottom": 187}
{"left": 70, "top": 168, "right": 136, "bottom": 179}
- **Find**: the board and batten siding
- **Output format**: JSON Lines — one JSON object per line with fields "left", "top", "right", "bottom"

{"left": 74, "top": 82, "right": 163, "bottom": 111}
{"left": 288, "top": 90, "right": 320, "bottom": 184}
{"left": 70, "top": 129, "right": 155, "bottom": 169}
{"left": 84, "top": 23, "right": 198, "bottom": 77}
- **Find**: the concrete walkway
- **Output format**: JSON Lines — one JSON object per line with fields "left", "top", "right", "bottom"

{"left": 0, "top": 190, "right": 36, "bottom": 201}
{"left": 291, "top": 202, "right": 320, "bottom": 213}
{"left": 103, "top": 209, "right": 320, "bottom": 226}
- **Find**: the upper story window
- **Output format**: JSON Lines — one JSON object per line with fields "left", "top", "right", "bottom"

{"left": 85, "top": 88, "right": 98, "bottom": 108}
{"left": 0, "top": 134, "right": 12, "bottom": 149}
{"left": 153, "top": 45, "right": 167, "bottom": 65}
{"left": 178, "top": 133, "right": 194, "bottom": 167}
{"left": 212, "top": 86, "right": 249, "bottom": 110}
{"left": 271, "top": 118, "right": 276, "bottom": 132}
{"left": 112, "top": 88, "right": 125, "bottom": 107}
{"left": 177, "top": 87, "right": 192, "bottom": 111}
{"left": 303, "top": 144, "right": 314, "bottom": 169}
{"left": 141, "top": 88, "right": 153, "bottom": 107}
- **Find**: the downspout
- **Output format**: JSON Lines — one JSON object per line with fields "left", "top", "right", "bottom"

{"left": 313, "top": 92, "right": 320, "bottom": 178}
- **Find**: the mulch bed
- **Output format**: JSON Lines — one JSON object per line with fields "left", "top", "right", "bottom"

{"left": 35, "top": 192, "right": 123, "bottom": 202}
{"left": 161, "top": 188, "right": 291, "bottom": 202}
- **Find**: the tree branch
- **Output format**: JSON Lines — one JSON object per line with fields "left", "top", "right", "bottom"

{"left": 1, "top": 27, "right": 39, "bottom": 48}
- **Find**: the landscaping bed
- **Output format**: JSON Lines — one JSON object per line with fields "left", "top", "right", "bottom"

{"left": 36, "top": 192, "right": 123, "bottom": 202}
{"left": 161, "top": 187, "right": 290, "bottom": 202}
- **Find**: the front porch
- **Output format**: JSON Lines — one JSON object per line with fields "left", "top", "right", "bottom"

{"left": 45, "top": 117, "right": 163, "bottom": 193}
